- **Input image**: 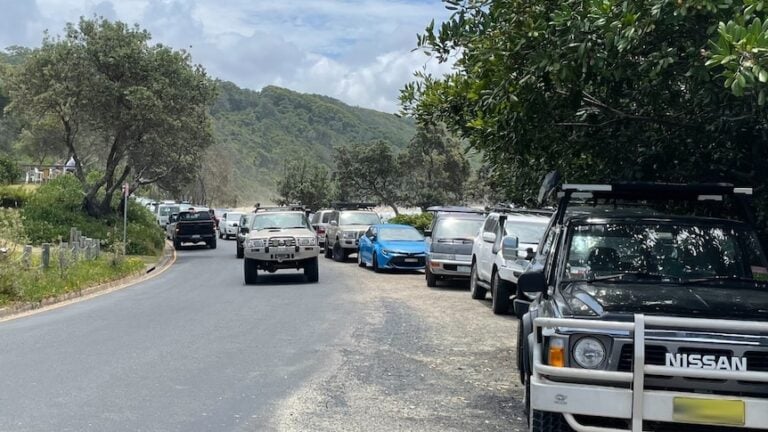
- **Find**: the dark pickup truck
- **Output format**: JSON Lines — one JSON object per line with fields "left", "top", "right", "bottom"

{"left": 171, "top": 210, "right": 217, "bottom": 250}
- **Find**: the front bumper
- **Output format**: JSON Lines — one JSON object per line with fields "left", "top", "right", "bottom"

{"left": 244, "top": 246, "right": 320, "bottom": 262}
{"left": 380, "top": 253, "right": 426, "bottom": 270}
{"left": 340, "top": 238, "right": 360, "bottom": 249}
{"left": 427, "top": 257, "right": 472, "bottom": 277}
{"left": 222, "top": 226, "right": 238, "bottom": 235}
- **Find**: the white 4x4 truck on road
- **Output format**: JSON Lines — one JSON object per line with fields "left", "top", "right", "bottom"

{"left": 242, "top": 208, "right": 320, "bottom": 284}
{"left": 516, "top": 180, "right": 768, "bottom": 432}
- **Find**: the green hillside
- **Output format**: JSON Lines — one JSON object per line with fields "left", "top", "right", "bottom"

{"left": 210, "top": 82, "right": 417, "bottom": 202}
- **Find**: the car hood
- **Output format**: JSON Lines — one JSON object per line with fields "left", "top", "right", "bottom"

{"left": 379, "top": 240, "right": 427, "bottom": 254}
{"left": 560, "top": 281, "right": 768, "bottom": 321}
{"left": 430, "top": 238, "right": 474, "bottom": 255}
{"left": 247, "top": 228, "right": 312, "bottom": 239}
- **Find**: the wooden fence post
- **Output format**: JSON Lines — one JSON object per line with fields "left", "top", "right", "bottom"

{"left": 59, "top": 245, "right": 68, "bottom": 270}
{"left": 41, "top": 243, "right": 50, "bottom": 269}
{"left": 72, "top": 242, "right": 80, "bottom": 262}
{"left": 22, "top": 245, "right": 32, "bottom": 268}
{"left": 70, "top": 227, "right": 77, "bottom": 245}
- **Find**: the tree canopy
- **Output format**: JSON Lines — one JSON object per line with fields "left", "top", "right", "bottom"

{"left": 4, "top": 18, "right": 216, "bottom": 216}
{"left": 401, "top": 0, "right": 768, "bottom": 212}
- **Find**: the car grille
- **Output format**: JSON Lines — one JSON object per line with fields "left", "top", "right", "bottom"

{"left": 617, "top": 344, "right": 668, "bottom": 372}
{"left": 268, "top": 237, "right": 296, "bottom": 247}
{"left": 389, "top": 255, "right": 426, "bottom": 268}
{"left": 745, "top": 351, "right": 768, "bottom": 372}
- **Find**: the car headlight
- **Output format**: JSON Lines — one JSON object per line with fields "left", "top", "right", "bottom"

{"left": 297, "top": 237, "right": 316, "bottom": 246}
{"left": 381, "top": 249, "right": 396, "bottom": 256}
{"left": 246, "top": 239, "right": 265, "bottom": 248}
{"left": 342, "top": 231, "right": 357, "bottom": 239}
{"left": 572, "top": 337, "right": 606, "bottom": 369}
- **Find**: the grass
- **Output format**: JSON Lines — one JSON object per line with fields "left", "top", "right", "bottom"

{"left": 0, "top": 254, "right": 145, "bottom": 306}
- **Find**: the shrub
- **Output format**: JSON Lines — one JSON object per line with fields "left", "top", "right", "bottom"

{"left": 0, "top": 186, "right": 31, "bottom": 208}
{"left": 388, "top": 212, "right": 434, "bottom": 233}
{"left": 0, "top": 157, "right": 21, "bottom": 185}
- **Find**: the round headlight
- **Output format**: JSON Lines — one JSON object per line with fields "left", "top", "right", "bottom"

{"left": 572, "top": 337, "right": 606, "bottom": 369}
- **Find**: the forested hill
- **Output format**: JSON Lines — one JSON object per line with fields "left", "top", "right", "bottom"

{"left": 210, "top": 82, "right": 417, "bottom": 202}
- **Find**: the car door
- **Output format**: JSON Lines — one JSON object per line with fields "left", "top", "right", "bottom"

{"left": 327, "top": 211, "right": 339, "bottom": 246}
{"left": 477, "top": 215, "right": 498, "bottom": 281}
{"left": 359, "top": 226, "right": 375, "bottom": 263}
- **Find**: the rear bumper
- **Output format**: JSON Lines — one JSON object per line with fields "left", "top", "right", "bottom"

{"left": 176, "top": 234, "right": 214, "bottom": 243}
{"left": 531, "top": 375, "right": 768, "bottom": 430}
{"left": 427, "top": 258, "right": 472, "bottom": 277}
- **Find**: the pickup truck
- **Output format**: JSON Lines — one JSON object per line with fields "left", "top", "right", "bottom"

{"left": 171, "top": 209, "right": 217, "bottom": 250}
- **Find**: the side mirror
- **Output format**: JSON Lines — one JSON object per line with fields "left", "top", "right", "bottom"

{"left": 482, "top": 231, "right": 497, "bottom": 243}
{"left": 518, "top": 272, "right": 547, "bottom": 294}
{"left": 330, "top": 221, "right": 338, "bottom": 227}
{"left": 240, "top": 227, "right": 249, "bottom": 234}
{"left": 501, "top": 236, "right": 519, "bottom": 257}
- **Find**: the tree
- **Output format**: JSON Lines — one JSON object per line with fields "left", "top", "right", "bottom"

{"left": 4, "top": 18, "right": 216, "bottom": 216}
{"left": 334, "top": 140, "right": 403, "bottom": 215}
{"left": 399, "top": 123, "right": 470, "bottom": 209}
{"left": 275, "top": 158, "right": 331, "bottom": 210}
{"left": 401, "top": 0, "right": 768, "bottom": 211}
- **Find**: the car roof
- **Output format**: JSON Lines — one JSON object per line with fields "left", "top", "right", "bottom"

{"left": 427, "top": 206, "right": 485, "bottom": 214}
{"left": 489, "top": 212, "right": 551, "bottom": 223}
{"left": 434, "top": 212, "right": 486, "bottom": 221}
{"left": 374, "top": 223, "right": 417, "bottom": 229}
{"left": 562, "top": 205, "right": 748, "bottom": 226}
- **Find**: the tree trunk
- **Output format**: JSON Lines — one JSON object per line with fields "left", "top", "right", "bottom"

{"left": 389, "top": 203, "right": 400, "bottom": 216}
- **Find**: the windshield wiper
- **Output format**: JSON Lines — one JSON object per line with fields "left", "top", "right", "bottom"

{"left": 587, "top": 272, "right": 681, "bottom": 283}
{"left": 436, "top": 237, "right": 473, "bottom": 242}
{"left": 257, "top": 226, "right": 283, "bottom": 230}
{"left": 680, "top": 275, "right": 763, "bottom": 285}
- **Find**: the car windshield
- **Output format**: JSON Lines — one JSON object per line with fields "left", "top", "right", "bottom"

{"left": 340, "top": 212, "right": 380, "bottom": 225}
{"left": 252, "top": 213, "right": 309, "bottom": 230}
{"left": 504, "top": 221, "right": 548, "bottom": 244}
{"left": 379, "top": 227, "right": 424, "bottom": 241}
{"left": 563, "top": 222, "right": 768, "bottom": 285}
{"left": 226, "top": 213, "right": 244, "bottom": 221}
{"left": 435, "top": 218, "right": 483, "bottom": 239}
{"left": 159, "top": 206, "right": 179, "bottom": 216}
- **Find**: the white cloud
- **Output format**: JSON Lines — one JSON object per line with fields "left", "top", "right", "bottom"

{"left": 0, "top": 0, "right": 455, "bottom": 112}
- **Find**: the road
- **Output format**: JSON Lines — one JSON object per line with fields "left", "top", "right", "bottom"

{"left": 0, "top": 241, "right": 527, "bottom": 431}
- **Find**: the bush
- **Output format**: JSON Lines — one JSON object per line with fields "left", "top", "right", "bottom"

{"left": 0, "top": 186, "right": 31, "bottom": 208}
{"left": 22, "top": 176, "right": 164, "bottom": 256}
{"left": 388, "top": 212, "right": 434, "bottom": 233}
{"left": 0, "top": 157, "right": 21, "bottom": 185}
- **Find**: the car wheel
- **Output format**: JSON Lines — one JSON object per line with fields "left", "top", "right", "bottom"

{"left": 173, "top": 239, "right": 181, "bottom": 251}
{"left": 333, "top": 243, "right": 344, "bottom": 262}
{"left": 425, "top": 266, "right": 437, "bottom": 287}
{"left": 304, "top": 257, "right": 319, "bottom": 282}
{"left": 324, "top": 241, "right": 333, "bottom": 259}
{"left": 218, "top": 231, "right": 223, "bottom": 239}
{"left": 372, "top": 252, "right": 382, "bottom": 273}
{"left": 470, "top": 262, "right": 487, "bottom": 299}
{"left": 491, "top": 269, "right": 511, "bottom": 315}
{"left": 208, "top": 238, "right": 217, "bottom": 249}
{"left": 530, "top": 409, "right": 571, "bottom": 432}
{"left": 244, "top": 258, "right": 258, "bottom": 285}
{"left": 236, "top": 244, "right": 244, "bottom": 259}
{"left": 357, "top": 249, "right": 366, "bottom": 267}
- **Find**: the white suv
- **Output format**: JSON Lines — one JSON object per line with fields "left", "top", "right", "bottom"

{"left": 470, "top": 210, "right": 551, "bottom": 314}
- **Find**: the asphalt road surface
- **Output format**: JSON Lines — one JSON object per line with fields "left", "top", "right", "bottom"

{"left": 0, "top": 241, "right": 527, "bottom": 431}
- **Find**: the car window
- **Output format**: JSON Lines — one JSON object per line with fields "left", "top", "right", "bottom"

{"left": 178, "top": 211, "right": 212, "bottom": 221}
{"left": 339, "top": 212, "right": 380, "bottom": 225}
{"left": 504, "top": 221, "right": 548, "bottom": 244}
{"left": 482, "top": 216, "right": 498, "bottom": 234}
{"left": 379, "top": 227, "right": 424, "bottom": 241}
{"left": 322, "top": 212, "right": 332, "bottom": 223}
{"left": 252, "top": 213, "right": 309, "bottom": 230}
{"left": 434, "top": 218, "right": 483, "bottom": 239}
{"left": 226, "top": 213, "right": 244, "bottom": 221}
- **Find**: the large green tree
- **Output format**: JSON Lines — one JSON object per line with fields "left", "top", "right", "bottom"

{"left": 275, "top": 158, "right": 331, "bottom": 210}
{"left": 401, "top": 0, "right": 768, "bottom": 211}
{"left": 334, "top": 140, "right": 404, "bottom": 214}
{"left": 4, "top": 19, "right": 216, "bottom": 216}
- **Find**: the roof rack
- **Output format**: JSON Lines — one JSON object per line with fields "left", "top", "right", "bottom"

{"left": 253, "top": 204, "right": 309, "bottom": 213}
{"left": 329, "top": 202, "right": 377, "bottom": 210}
{"left": 486, "top": 203, "right": 553, "bottom": 216}
{"left": 557, "top": 183, "right": 753, "bottom": 201}
{"left": 426, "top": 206, "right": 485, "bottom": 214}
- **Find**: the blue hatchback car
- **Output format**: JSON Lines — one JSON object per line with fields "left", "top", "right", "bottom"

{"left": 358, "top": 224, "right": 428, "bottom": 272}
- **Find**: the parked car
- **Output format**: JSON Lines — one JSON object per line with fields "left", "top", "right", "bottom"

{"left": 325, "top": 203, "right": 381, "bottom": 262}
{"left": 170, "top": 208, "right": 216, "bottom": 250}
{"left": 235, "top": 213, "right": 255, "bottom": 259}
{"left": 242, "top": 208, "right": 320, "bottom": 284}
{"left": 213, "top": 208, "right": 230, "bottom": 229}
{"left": 155, "top": 203, "right": 180, "bottom": 228}
{"left": 310, "top": 209, "right": 334, "bottom": 250}
{"left": 470, "top": 208, "right": 551, "bottom": 314}
{"left": 518, "top": 181, "right": 768, "bottom": 431}
{"left": 424, "top": 209, "right": 486, "bottom": 287}
{"left": 166, "top": 213, "right": 179, "bottom": 239}
{"left": 219, "top": 211, "right": 244, "bottom": 239}
{"left": 357, "top": 224, "right": 428, "bottom": 272}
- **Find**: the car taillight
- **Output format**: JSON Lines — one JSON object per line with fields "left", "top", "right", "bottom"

{"left": 317, "top": 227, "right": 325, "bottom": 234}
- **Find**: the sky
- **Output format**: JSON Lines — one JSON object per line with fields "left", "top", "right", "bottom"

{"left": 0, "top": 0, "right": 454, "bottom": 112}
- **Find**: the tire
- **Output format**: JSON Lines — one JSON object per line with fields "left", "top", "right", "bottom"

{"left": 491, "top": 269, "right": 511, "bottom": 315}
{"left": 304, "top": 257, "right": 319, "bottom": 282}
{"left": 236, "top": 244, "right": 244, "bottom": 259}
{"left": 425, "top": 266, "right": 437, "bottom": 287}
{"left": 324, "top": 241, "right": 333, "bottom": 259}
{"left": 173, "top": 239, "right": 181, "bottom": 251}
{"left": 357, "top": 249, "right": 366, "bottom": 267}
{"left": 333, "top": 243, "right": 344, "bottom": 262}
{"left": 470, "top": 261, "right": 487, "bottom": 300}
{"left": 219, "top": 231, "right": 223, "bottom": 239}
{"left": 244, "top": 258, "right": 258, "bottom": 285}
{"left": 372, "top": 253, "right": 382, "bottom": 273}
{"left": 208, "top": 238, "right": 217, "bottom": 250}
{"left": 530, "top": 410, "right": 571, "bottom": 432}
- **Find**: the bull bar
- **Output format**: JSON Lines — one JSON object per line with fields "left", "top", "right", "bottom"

{"left": 531, "top": 314, "right": 768, "bottom": 431}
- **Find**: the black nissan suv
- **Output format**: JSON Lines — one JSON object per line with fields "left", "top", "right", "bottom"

{"left": 516, "top": 180, "right": 768, "bottom": 432}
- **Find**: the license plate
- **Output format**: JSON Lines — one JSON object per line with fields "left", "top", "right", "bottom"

{"left": 191, "top": 235, "right": 201, "bottom": 239}
{"left": 275, "top": 253, "right": 291, "bottom": 259}
{"left": 404, "top": 258, "right": 419, "bottom": 263}
{"left": 673, "top": 397, "right": 745, "bottom": 426}
{"left": 275, "top": 247, "right": 293, "bottom": 253}
{"left": 457, "top": 265, "right": 471, "bottom": 273}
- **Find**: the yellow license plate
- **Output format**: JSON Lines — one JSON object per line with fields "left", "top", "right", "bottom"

{"left": 673, "top": 397, "right": 745, "bottom": 426}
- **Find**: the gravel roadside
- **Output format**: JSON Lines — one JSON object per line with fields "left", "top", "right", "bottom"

{"left": 273, "top": 258, "right": 528, "bottom": 431}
